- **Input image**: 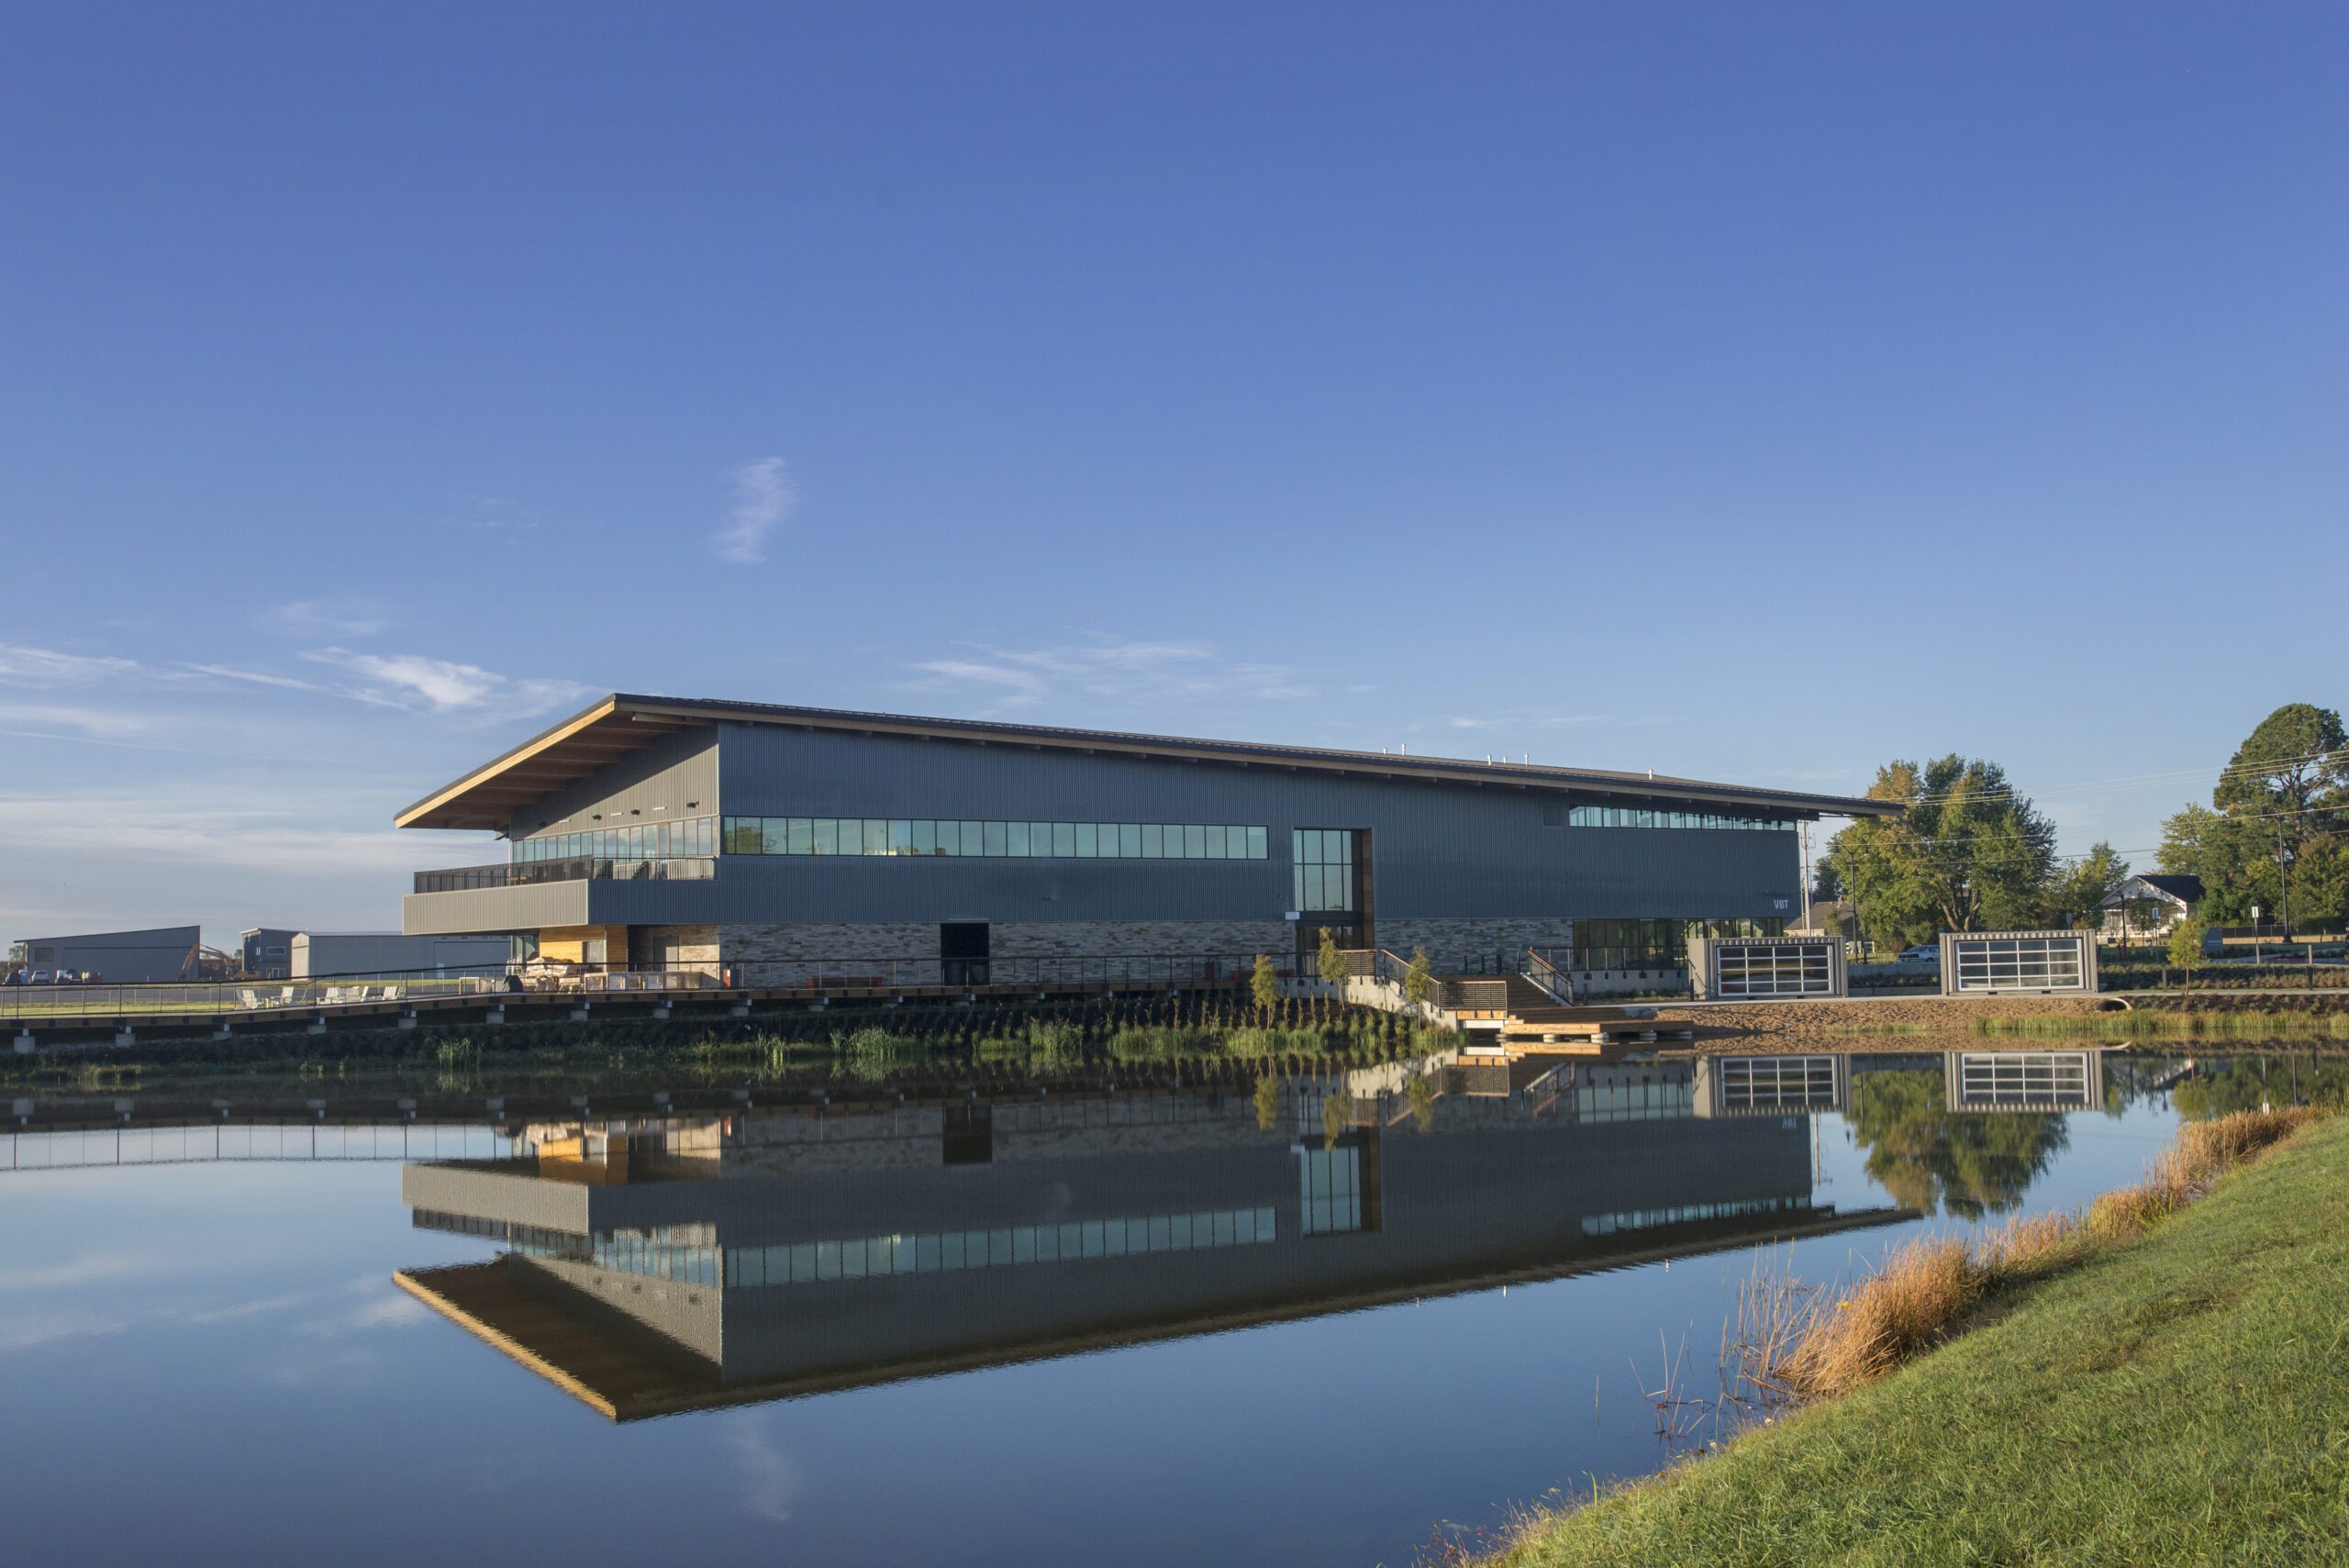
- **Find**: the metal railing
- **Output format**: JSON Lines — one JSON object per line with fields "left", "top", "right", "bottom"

{"left": 6, "top": 1122, "right": 516, "bottom": 1172}
{"left": 413, "top": 856, "right": 718, "bottom": 894}
{"left": 727, "top": 951, "right": 1281, "bottom": 991}
{"left": 1524, "top": 947, "right": 1576, "bottom": 1005}
{"left": 2, "top": 951, "right": 1293, "bottom": 1025}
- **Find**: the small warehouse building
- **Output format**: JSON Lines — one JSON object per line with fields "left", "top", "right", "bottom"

{"left": 291, "top": 931, "right": 516, "bottom": 981}
{"left": 392, "top": 695, "right": 1895, "bottom": 988}
{"left": 10, "top": 926, "right": 201, "bottom": 984}
{"left": 240, "top": 927, "right": 297, "bottom": 980}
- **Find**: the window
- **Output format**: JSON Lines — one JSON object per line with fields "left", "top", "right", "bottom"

{"left": 713, "top": 815, "right": 1273, "bottom": 861}
{"left": 1573, "top": 917, "right": 1787, "bottom": 971}
{"left": 1565, "top": 806, "right": 1794, "bottom": 832}
{"left": 513, "top": 816, "right": 720, "bottom": 864}
{"left": 1293, "top": 828, "right": 1357, "bottom": 913}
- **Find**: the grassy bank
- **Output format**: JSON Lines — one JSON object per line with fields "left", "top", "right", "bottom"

{"left": 1970, "top": 1008, "right": 2349, "bottom": 1042}
{"left": 1487, "top": 1113, "right": 2349, "bottom": 1567}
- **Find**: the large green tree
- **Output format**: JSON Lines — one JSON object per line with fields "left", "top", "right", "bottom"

{"left": 1848, "top": 1068, "right": 2070, "bottom": 1219}
{"left": 1822, "top": 756, "right": 2058, "bottom": 947}
{"left": 2160, "top": 703, "right": 2348, "bottom": 926}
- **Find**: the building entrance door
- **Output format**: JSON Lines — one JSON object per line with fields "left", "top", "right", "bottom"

{"left": 941, "top": 922, "right": 990, "bottom": 986}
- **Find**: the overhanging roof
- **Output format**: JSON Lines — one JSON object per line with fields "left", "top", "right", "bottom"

{"left": 395, "top": 693, "right": 1904, "bottom": 832}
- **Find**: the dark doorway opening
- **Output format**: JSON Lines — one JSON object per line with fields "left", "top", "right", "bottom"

{"left": 941, "top": 1103, "right": 994, "bottom": 1164}
{"left": 941, "top": 922, "right": 990, "bottom": 985}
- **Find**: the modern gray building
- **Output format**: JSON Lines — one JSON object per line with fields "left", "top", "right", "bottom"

{"left": 290, "top": 930, "right": 516, "bottom": 980}
{"left": 10, "top": 926, "right": 201, "bottom": 984}
{"left": 395, "top": 694, "right": 1896, "bottom": 984}
{"left": 240, "top": 928, "right": 297, "bottom": 979}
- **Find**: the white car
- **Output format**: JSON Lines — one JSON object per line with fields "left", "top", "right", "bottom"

{"left": 1895, "top": 944, "right": 1941, "bottom": 965}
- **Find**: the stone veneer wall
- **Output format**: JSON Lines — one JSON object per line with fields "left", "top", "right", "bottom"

{"left": 716, "top": 919, "right": 1290, "bottom": 986}
{"left": 719, "top": 922, "right": 941, "bottom": 984}
{"left": 1376, "top": 917, "right": 1575, "bottom": 972}
{"left": 987, "top": 919, "right": 1291, "bottom": 962}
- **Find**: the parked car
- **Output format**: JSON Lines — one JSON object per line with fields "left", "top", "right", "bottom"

{"left": 1896, "top": 944, "right": 1941, "bottom": 965}
{"left": 27, "top": 969, "right": 54, "bottom": 984}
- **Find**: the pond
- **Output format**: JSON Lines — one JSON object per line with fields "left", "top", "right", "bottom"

{"left": 0, "top": 1048, "right": 2327, "bottom": 1566}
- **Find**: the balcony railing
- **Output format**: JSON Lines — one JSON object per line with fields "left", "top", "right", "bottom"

{"left": 413, "top": 857, "right": 718, "bottom": 895}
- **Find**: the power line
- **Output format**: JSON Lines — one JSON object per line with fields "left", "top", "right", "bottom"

{"left": 1866, "top": 746, "right": 2349, "bottom": 810}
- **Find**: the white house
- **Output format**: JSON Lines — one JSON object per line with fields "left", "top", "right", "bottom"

{"left": 2099, "top": 874, "right": 2203, "bottom": 940}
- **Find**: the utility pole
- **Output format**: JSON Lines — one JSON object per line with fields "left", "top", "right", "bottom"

{"left": 1799, "top": 821, "right": 1813, "bottom": 931}
{"left": 2276, "top": 820, "right": 2293, "bottom": 942}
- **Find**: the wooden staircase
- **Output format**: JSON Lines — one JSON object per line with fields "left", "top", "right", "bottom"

{"left": 1494, "top": 974, "right": 1691, "bottom": 1056}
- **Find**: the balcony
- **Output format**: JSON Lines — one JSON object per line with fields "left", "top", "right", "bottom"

{"left": 412, "top": 857, "right": 718, "bottom": 895}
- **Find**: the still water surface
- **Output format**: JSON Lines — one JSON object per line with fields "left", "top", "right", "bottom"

{"left": 0, "top": 1050, "right": 2240, "bottom": 1565}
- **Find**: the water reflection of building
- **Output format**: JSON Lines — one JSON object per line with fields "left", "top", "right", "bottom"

{"left": 1694, "top": 1055, "right": 1851, "bottom": 1118}
{"left": 1942, "top": 1051, "right": 2105, "bottom": 1112}
{"left": 397, "top": 1079, "right": 1910, "bottom": 1419}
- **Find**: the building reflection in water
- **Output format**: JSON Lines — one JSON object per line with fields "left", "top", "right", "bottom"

{"left": 395, "top": 1051, "right": 2100, "bottom": 1420}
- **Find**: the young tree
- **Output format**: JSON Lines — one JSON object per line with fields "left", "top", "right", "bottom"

{"left": 1407, "top": 1070, "right": 1439, "bottom": 1131}
{"left": 1252, "top": 1073, "right": 1283, "bottom": 1131}
{"left": 1316, "top": 927, "right": 1347, "bottom": 987}
{"left": 1821, "top": 756, "right": 2057, "bottom": 942}
{"left": 1403, "top": 946, "right": 1432, "bottom": 1006}
{"left": 2168, "top": 917, "right": 2206, "bottom": 993}
{"left": 1321, "top": 1089, "right": 1350, "bottom": 1150}
{"left": 1251, "top": 952, "right": 1281, "bottom": 1012}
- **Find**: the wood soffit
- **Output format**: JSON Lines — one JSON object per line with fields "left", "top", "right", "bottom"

{"left": 395, "top": 693, "right": 1901, "bottom": 833}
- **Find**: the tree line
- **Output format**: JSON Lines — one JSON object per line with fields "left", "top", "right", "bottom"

{"left": 1816, "top": 702, "right": 2345, "bottom": 951}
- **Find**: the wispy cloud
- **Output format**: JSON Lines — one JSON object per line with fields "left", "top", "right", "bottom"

{"left": 714, "top": 456, "right": 796, "bottom": 563}
{"left": 259, "top": 599, "right": 390, "bottom": 639}
{"left": 0, "top": 640, "right": 146, "bottom": 685}
{"left": 299, "top": 649, "right": 590, "bottom": 721}
{"left": 447, "top": 494, "right": 545, "bottom": 532}
{"left": 1, "top": 637, "right": 583, "bottom": 728}
{"left": 722, "top": 1415, "right": 806, "bottom": 1523}
{"left": 907, "top": 639, "right": 1315, "bottom": 714}
{"left": 0, "top": 793, "right": 462, "bottom": 874}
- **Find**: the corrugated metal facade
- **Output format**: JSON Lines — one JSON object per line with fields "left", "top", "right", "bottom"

{"left": 404, "top": 720, "right": 1803, "bottom": 938}
{"left": 713, "top": 723, "right": 1798, "bottom": 926}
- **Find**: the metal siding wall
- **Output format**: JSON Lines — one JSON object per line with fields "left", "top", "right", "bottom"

{"left": 712, "top": 724, "right": 1799, "bottom": 925}
{"left": 502, "top": 730, "right": 721, "bottom": 844}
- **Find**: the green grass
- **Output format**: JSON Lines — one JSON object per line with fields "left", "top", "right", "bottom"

{"left": 1970, "top": 1009, "right": 2349, "bottom": 1041}
{"left": 1493, "top": 1115, "right": 2349, "bottom": 1567}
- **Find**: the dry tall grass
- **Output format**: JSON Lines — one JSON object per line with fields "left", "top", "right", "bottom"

{"left": 1776, "top": 1238, "right": 1982, "bottom": 1399}
{"left": 1760, "top": 1106, "right": 2330, "bottom": 1402}
{"left": 2175, "top": 1106, "right": 2321, "bottom": 1176}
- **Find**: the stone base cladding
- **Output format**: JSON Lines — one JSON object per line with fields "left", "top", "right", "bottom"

{"left": 987, "top": 920, "right": 1291, "bottom": 962}
{"left": 1376, "top": 917, "right": 1575, "bottom": 973}
{"left": 719, "top": 922, "right": 941, "bottom": 985}
{"left": 717, "top": 919, "right": 1289, "bottom": 987}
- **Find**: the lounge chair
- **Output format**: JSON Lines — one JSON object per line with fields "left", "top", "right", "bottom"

{"left": 239, "top": 988, "right": 261, "bottom": 1009}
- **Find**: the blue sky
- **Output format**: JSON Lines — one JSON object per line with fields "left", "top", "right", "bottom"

{"left": 3, "top": 3, "right": 2343, "bottom": 946}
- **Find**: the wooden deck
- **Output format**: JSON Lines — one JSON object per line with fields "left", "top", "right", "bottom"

{"left": 1489, "top": 975, "right": 1695, "bottom": 1056}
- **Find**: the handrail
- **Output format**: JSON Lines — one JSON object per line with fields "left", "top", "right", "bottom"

{"left": 0, "top": 951, "right": 1298, "bottom": 1024}
{"left": 1525, "top": 947, "right": 1576, "bottom": 1006}
{"left": 413, "top": 857, "right": 718, "bottom": 894}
